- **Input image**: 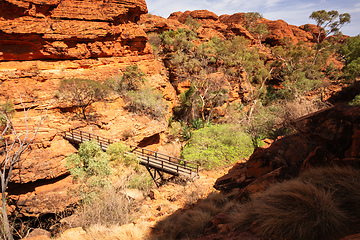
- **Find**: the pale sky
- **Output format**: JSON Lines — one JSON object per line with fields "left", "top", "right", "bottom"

{"left": 145, "top": 0, "right": 360, "bottom": 36}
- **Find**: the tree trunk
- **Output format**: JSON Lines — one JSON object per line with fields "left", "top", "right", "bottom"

{"left": 82, "top": 108, "right": 87, "bottom": 120}
{"left": 1, "top": 179, "right": 12, "bottom": 240}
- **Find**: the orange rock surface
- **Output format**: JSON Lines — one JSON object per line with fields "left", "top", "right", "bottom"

{"left": 0, "top": 0, "right": 180, "bottom": 217}
{"left": 0, "top": 0, "right": 148, "bottom": 61}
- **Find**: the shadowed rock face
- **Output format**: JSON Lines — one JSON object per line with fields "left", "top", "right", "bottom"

{"left": 0, "top": 0, "right": 148, "bottom": 61}
{"left": 215, "top": 105, "right": 360, "bottom": 200}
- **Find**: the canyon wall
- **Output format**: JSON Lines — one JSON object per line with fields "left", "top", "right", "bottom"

{"left": 0, "top": 0, "right": 177, "bottom": 217}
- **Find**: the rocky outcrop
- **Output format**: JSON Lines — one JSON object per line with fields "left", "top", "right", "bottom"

{"left": 139, "top": 14, "right": 188, "bottom": 34}
{"left": 0, "top": 0, "right": 180, "bottom": 218}
{"left": 214, "top": 105, "right": 360, "bottom": 199}
{"left": 163, "top": 10, "right": 317, "bottom": 45}
{"left": 0, "top": 0, "right": 148, "bottom": 61}
{"left": 7, "top": 175, "right": 78, "bottom": 217}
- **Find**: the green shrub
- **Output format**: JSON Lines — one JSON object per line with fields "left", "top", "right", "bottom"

{"left": 125, "top": 87, "right": 167, "bottom": 118}
{"left": 66, "top": 140, "right": 112, "bottom": 201}
{"left": 0, "top": 100, "right": 15, "bottom": 127}
{"left": 129, "top": 170, "right": 153, "bottom": 192}
{"left": 185, "top": 16, "right": 201, "bottom": 30}
{"left": 107, "top": 64, "right": 146, "bottom": 93}
{"left": 181, "top": 124, "right": 254, "bottom": 170}
{"left": 106, "top": 142, "right": 139, "bottom": 167}
{"left": 349, "top": 94, "right": 360, "bottom": 105}
{"left": 66, "top": 140, "right": 111, "bottom": 181}
{"left": 181, "top": 124, "right": 192, "bottom": 140}
{"left": 190, "top": 118, "right": 203, "bottom": 130}
{"left": 339, "top": 35, "right": 360, "bottom": 81}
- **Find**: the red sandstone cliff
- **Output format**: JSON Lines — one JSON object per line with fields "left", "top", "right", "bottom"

{"left": 0, "top": 6, "right": 347, "bottom": 219}
{"left": 0, "top": 0, "right": 178, "bottom": 217}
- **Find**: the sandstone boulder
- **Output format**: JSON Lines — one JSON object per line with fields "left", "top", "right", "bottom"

{"left": 139, "top": 14, "right": 188, "bottom": 34}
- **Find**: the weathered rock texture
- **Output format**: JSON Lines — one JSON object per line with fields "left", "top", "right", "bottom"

{"left": 0, "top": 0, "right": 148, "bottom": 61}
{"left": 153, "top": 10, "right": 316, "bottom": 45}
{"left": 214, "top": 105, "right": 360, "bottom": 200}
{"left": 0, "top": 0, "right": 179, "bottom": 217}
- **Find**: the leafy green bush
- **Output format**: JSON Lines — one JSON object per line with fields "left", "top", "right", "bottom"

{"left": 339, "top": 35, "right": 360, "bottom": 81}
{"left": 66, "top": 140, "right": 111, "bottom": 182}
{"left": 129, "top": 170, "right": 153, "bottom": 192}
{"left": 190, "top": 118, "right": 203, "bottom": 130}
{"left": 107, "top": 142, "right": 129, "bottom": 161}
{"left": 181, "top": 124, "right": 192, "bottom": 141}
{"left": 181, "top": 124, "right": 254, "bottom": 170}
{"left": 107, "top": 64, "right": 146, "bottom": 93}
{"left": 125, "top": 87, "right": 167, "bottom": 118}
{"left": 0, "top": 100, "right": 15, "bottom": 127}
{"left": 66, "top": 140, "right": 112, "bottom": 203}
{"left": 349, "top": 94, "right": 360, "bottom": 105}
{"left": 185, "top": 16, "right": 201, "bottom": 31}
{"left": 160, "top": 28, "right": 198, "bottom": 53}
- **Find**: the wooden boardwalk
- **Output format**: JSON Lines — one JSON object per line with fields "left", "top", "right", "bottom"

{"left": 60, "top": 129, "right": 199, "bottom": 185}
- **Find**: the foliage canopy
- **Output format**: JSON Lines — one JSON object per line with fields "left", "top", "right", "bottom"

{"left": 58, "top": 78, "right": 109, "bottom": 119}
{"left": 181, "top": 124, "right": 254, "bottom": 170}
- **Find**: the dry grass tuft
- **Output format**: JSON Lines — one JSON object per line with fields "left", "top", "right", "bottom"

{"left": 77, "top": 184, "right": 133, "bottom": 228}
{"left": 299, "top": 166, "right": 360, "bottom": 219}
{"left": 250, "top": 180, "right": 348, "bottom": 240}
{"left": 151, "top": 192, "right": 229, "bottom": 240}
{"left": 84, "top": 222, "right": 151, "bottom": 240}
{"left": 229, "top": 166, "right": 360, "bottom": 240}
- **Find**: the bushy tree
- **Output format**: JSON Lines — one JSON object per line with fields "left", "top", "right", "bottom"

{"left": 125, "top": 87, "right": 168, "bottom": 119}
{"left": 66, "top": 140, "right": 111, "bottom": 185}
{"left": 161, "top": 30, "right": 231, "bottom": 123}
{"left": 185, "top": 16, "right": 201, "bottom": 31}
{"left": 339, "top": 35, "right": 360, "bottom": 81}
{"left": 0, "top": 100, "right": 15, "bottom": 129}
{"left": 243, "top": 12, "right": 269, "bottom": 46}
{"left": 270, "top": 40, "right": 323, "bottom": 100}
{"left": 181, "top": 124, "right": 254, "bottom": 170}
{"left": 108, "top": 64, "right": 146, "bottom": 93}
{"left": 309, "top": 10, "right": 351, "bottom": 64}
{"left": 160, "top": 28, "right": 198, "bottom": 53}
{"left": 58, "top": 79, "right": 109, "bottom": 119}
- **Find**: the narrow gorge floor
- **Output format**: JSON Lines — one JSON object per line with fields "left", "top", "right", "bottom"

{"left": 53, "top": 166, "right": 232, "bottom": 240}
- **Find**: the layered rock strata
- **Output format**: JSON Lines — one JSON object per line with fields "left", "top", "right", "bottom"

{"left": 0, "top": 0, "right": 178, "bottom": 217}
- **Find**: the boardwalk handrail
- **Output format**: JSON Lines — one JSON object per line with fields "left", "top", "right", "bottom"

{"left": 59, "top": 129, "right": 199, "bottom": 177}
